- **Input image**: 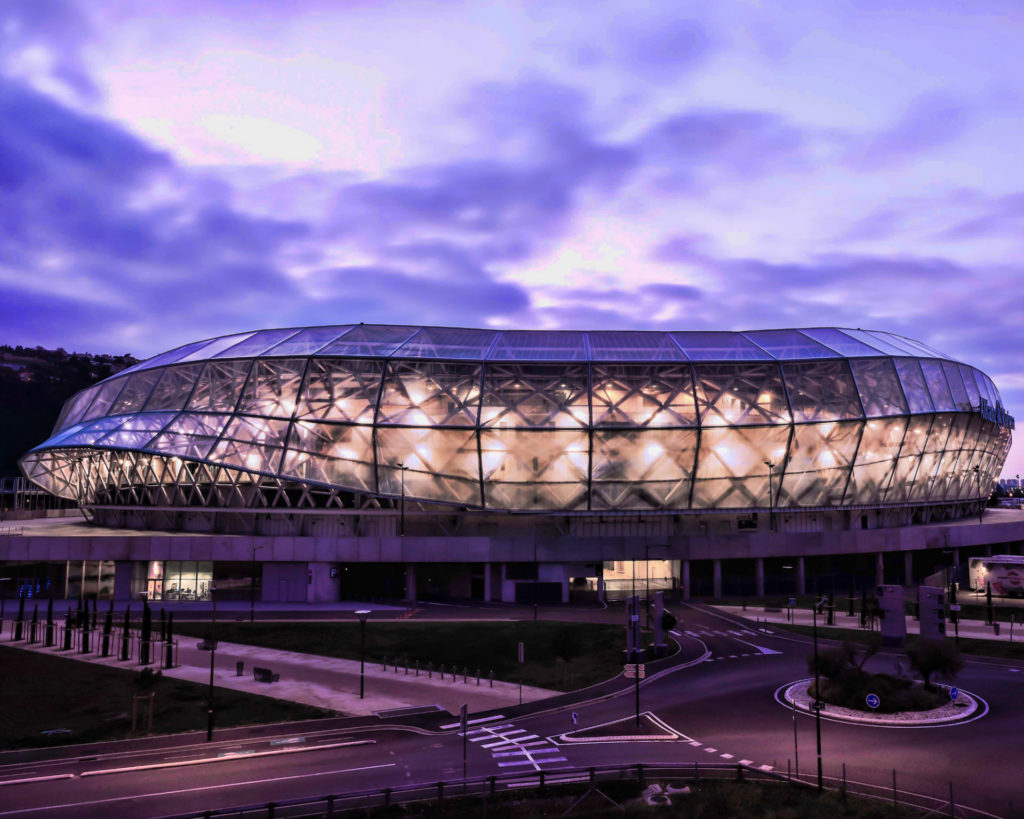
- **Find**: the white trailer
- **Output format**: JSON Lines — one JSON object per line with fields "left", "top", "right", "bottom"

{"left": 968, "top": 555, "right": 1024, "bottom": 597}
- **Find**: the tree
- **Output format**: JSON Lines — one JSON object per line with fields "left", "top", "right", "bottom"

{"left": 661, "top": 609, "right": 678, "bottom": 632}
{"left": 905, "top": 640, "right": 964, "bottom": 691}
{"left": 550, "top": 628, "right": 584, "bottom": 688}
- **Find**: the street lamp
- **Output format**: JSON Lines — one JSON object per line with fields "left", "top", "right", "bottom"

{"left": 972, "top": 465, "right": 983, "bottom": 524}
{"left": 356, "top": 609, "right": 371, "bottom": 699}
{"left": 206, "top": 584, "right": 217, "bottom": 742}
{"left": 811, "top": 594, "right": 826, "bottom": 792}
{"left": 764, "top": 460, "right": 775, "bottom": 533}
{"left": 249, "top": 543, "right": 264, "bottom": 623}
{"left": 397, "top": 463, "right": 407, "bottom": 537}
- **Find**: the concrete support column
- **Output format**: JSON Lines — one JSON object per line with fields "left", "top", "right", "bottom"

{"left": 755, "top": 558, "right": 765, "bottom": 598}
{"left": 796, "top": 557, "right": 806, "bottom": 596}
{"left": 713, "top": 559, "right": 722, "bottom": 599}
{"left": 483, "top": 561, "right": 492, "bottom": 603}
{"left": 904, "top": 551, "right": 913, "bottom": 586}
{"left": 875, "top": 552, "right": 885, "bottom": 587}
{"left": 404, "top": 563, "right": 416, "bottom": 602}
{"left": 682, "top": 560, "right": 691, "bottom": 600}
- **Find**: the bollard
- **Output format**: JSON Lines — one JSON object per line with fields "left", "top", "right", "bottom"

{"left": 266, "top": 802, "right": 275, "bottom": 819}
{"left": 489, "top": 669, "right": 494, "bottom": 687}
{"left": 428, "top": 662, "right": 433, "bottom": 679}
{"left": 236, "top": 661, "right": 244, "bottom": 677}
{"left": 326, "top": 796, "right": 334, "bottom": 818}
{"left": 383, "top": 788, "right": 391, "bottom": 807}
{"left": 416, "top": 659, "right": 420, "bottom": 677}
{"left": 589, "top": 767, "right": 596, "bottom": 785}
{"left": 440, "top": 664, "right": 444, "bottom": 680}
{"left": 437, "top": 782, "right": 444, "bottom": 802}
{"left": 382, "top": 657, "right": 387, "bottom": 672}
{"left": 489, "top": 775, "right": 497, "bottom": 795}
{"left": 405, "top": 659, "right": 409, "bottom": 675}
{"left": 476, "top": 668, "right": 480, "bottom": 686}
{"left": 463, "top": 666, "right": 468, "bottom": 683}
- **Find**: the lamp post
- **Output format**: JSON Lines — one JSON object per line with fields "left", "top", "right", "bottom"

{"left": 972, "top": 465, "right": 983, "bottom": 524}
{"left": 764, "top": 460, "right": 775, "bottom": 533}
{"left": 249, "top": 543, "right": 264, "bottom": 624}
{"left": 812, "top": 595, "right": 826, "bottom": 792}
{"left": 397, "top": 463, "right": 406, "bottom": 537}
{"left": 206, "top": 584, "right": 217, "bottom": 742}
{"left": 356, "top": 609, "right": 371, "bottom": 699}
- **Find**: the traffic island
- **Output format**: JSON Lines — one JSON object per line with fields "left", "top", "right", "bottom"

{"left": 558, "top": 712, "right": 682, "bottom": 743}
{"left": 778, "top": 678, "right": 983, "bottom": 726}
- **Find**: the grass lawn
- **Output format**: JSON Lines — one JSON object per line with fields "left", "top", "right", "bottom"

{"left": 775, "top": 623, "right": 1024, "bottom": 661}
{"left": 0, "top": 645, "right": 334, "bottom": 751}
{"left": 175, "top": 621, "right": 631, "bottom": 690}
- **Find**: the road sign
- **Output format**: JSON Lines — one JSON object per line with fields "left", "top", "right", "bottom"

{"left": 949, "top": 687, "right": 959, "bottom": 701}
{"left": 866, "top": 693, "right": 880, "bottom": 709}
{"left": 624, "top": 663, "right": 646, "bottom": 679}
{"left": 630, "top": 614, "right": 639, "bottom": 623}
{"left": 950, "top": 604, "right": 961, "bottom": 612}
{"left": 788, "top": 597, "right": 796, "bottom": 607}
{"left": 571, "top": 711, "right": 579, "bottom": 725}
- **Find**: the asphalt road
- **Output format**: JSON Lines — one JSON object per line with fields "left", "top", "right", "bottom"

{"left": 0, "top": 603, "right": 1020, "bottom": 818}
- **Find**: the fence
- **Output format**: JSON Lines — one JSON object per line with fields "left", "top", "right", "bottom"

{"left": 1, "top": 617, "right": 179, "bottom": 669}
{"left": 149, "top": 760, "right": 1002, "bottom": 819}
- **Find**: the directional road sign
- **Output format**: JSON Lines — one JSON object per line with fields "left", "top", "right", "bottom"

{"left": 866, "top": 693, "right": 880, "bottom": 709}
{"left": 949, "top": 687, "right": 959, "bottom": 701}
{"left": 624, "top": 663, "right": 646, "bottom": 679}
{"left": 571, "top": 711, "right": 579, "bottom": 725}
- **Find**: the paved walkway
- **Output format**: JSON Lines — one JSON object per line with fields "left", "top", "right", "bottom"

{"left": 714, "top": 605, "right": 1021, "bottom": 643}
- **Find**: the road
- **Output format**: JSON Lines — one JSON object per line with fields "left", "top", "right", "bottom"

{"left": 0, "top": 603, "right": 1020, "bottom": 817}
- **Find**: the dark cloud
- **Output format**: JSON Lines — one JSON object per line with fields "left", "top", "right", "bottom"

{"left": 846, "top": 92, "right": 973, "bottom": 169}
{"left": 612, "top": 17, "right": 715, "bottom": 81}
{"left": 937, "top": 191, "right": 1024, "bottom": 240}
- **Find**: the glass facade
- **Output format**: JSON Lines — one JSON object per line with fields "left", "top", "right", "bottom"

{"left": 20, "top": 325, "right": 1012, "bottom": 512}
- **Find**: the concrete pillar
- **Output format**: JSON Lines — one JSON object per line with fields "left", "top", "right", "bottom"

{"left": 904, "top": 551, "right": 913, "bottom": 586}
{"left": 796, "top": 557, "right": 806, "bottom": 595}
{"left": 682, "top": 560, "right": 691, "bottom": 600}
{"left": 755, "top": 558, "right": 765, "bottom": 598}
{"left": 404, "top": 563, "right": 416, "bottom": 602}
{"left": 483, "top": 562, "right": 492, "bottom": 603}
{"left": 713, "top": 559, "right": 722, "bottom": 599}
{"left": 875, "top": 552, "right": 885, "bottom": 587}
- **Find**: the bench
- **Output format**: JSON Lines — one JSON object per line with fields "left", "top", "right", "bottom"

{"left": 253, "top": 666, "right": 279, "bottom": 683}
{"left": 196, "top": 639, "right": 218, "bottom": 651}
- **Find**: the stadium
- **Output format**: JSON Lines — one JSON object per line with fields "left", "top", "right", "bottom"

{"left": 9, "top": 325, "right": 1018, "bottom": 603}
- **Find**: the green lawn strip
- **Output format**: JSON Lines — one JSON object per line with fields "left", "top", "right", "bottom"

{"left": 341, "top": 779, "right": 919, "bottom": 817}
{"left": 774, "top": 623, "right": 1024, "bottom": 661}
{"left": 175, "top": 622, "right": 627, "bottom": 690}
{"left": 0, "top": 645, "right": 333, "bottom": 751}
{"left": 703, "top": 595, "right": 1024, "bottom": 624}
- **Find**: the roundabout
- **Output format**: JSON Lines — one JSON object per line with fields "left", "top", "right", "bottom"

{"left": 775, "top": 679, "right": 988, "bottom": 727}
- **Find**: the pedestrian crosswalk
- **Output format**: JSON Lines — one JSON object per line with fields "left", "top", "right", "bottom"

{"left": 683, "top": 628, "right": 761, "bottom": 638}
{"left": 462, "top": 723, "right": 568, "bottom": 771}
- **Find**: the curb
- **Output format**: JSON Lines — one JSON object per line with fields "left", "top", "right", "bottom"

{"left": 780, "top": 679, "right": 981, "bottom": 726}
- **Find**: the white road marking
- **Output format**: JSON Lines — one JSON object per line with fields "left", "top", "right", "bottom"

{"left": 739, "top": 759, "right": 753, "bottom": 766}
{"left": 759, "top": 764, "right": 773, "bottom": 771}
{"left": 721, "top": 754, "right": 734, "bottom": 759}
{"left": 704, "top": 747, "right": 717, "bottom": 753}
{"left": 441, "top": 714, "right": 505, "bottom": 730}
{"left": 689, "top": 741, "right": 702, "bottom": 747}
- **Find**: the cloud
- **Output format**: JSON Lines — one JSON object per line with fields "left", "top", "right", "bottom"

{"left": 936, "top": 191, "right": 1024, "bottom": 240}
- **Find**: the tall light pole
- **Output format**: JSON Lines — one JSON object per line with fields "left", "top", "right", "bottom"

{"left": 249, "top": 543, "right": 264, "bottom": 623}
{"left": 206, "top": 584, "right": 217, "bottom": 742}
{"left": 812, "top": 595, "right": 826, "bottom": 792}
{"left": 398, "top": 463, "right": 406, "bottom": 537}
{"left": 972, "top": 465, "right": 983, "bottom": 524}
{"left": 764, "top": 460, "right": 775, "bottom": 533}
{"left": 356, "top": 609, "right": 371, "bottom": 699}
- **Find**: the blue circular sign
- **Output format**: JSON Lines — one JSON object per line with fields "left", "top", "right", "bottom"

{"left": 949, "top": 687, "right": 959, "bottom": 701}
{"left": 866, "top": 693, "right": 880, "bottom": 709}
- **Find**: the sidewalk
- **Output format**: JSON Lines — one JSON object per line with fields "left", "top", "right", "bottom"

{"left": 6, "top": 633, "right": 556, "bottom": 718}
{"left": 713, "top": 604, "right": 1021, "bottom": 643}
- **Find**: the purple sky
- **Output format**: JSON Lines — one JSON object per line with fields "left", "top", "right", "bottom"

{"left": 2, "top": 1, "right": 1023, "bottom": 476}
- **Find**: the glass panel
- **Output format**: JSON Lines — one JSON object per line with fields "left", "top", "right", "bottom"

{"left": 318, "top": 325, "right": 418, "bottom": 357}
{"left": 592, "top": 364, "right": 697, "bottom": 427}
{"left": 81, "top": 377, "right": 130, "bottom": 421}
{"left": 840, "top": 328, "right": 913, "bottom": 357}
{"left": 867, "top": 331, "right": 945, "bottom": 358}
{"left": 116, "top": 339, "right": 214, "bottom": 377}
{"left": 691, "top": 425, "right": 790, "bottom": 508}
{"left": 481, "top": 429, "right": 588, "bottom": 510}
{"left": 217, "top": 415, "right": 292, "bottom": 448}
{"left": 886, "top": 415, "right": 930, "bottom": 503}
{"left": 393, "top": 327, "right": 498, "bottom": 360}
{"left": 976, "top": 370, "right": 997, "bottom": 407}
{"left": 206, "top": 439, "right": 285, "bottom": 474}
{"left": 263, "top": 326, "right": 352, "bottom": 356}
{"left": 179, "top": 332, "right": 257, "bottom": 362}
{"left": 281, "top": 421, "right": 374, "bottom": 493}
{"left": 213, "top": 328, "right": 300, "bottom": 358}
{"left": 296, "top": 358, "right": 382, "bottom": 423}
{"left": 941, "top": 361, "right": 971, "bottom": 410}
{"left": 591, "top": 428, "right": 696, "bottom": 509}
{"left": 587, "top": 332, "right": 686, "bottom": 361}
{"left": 143, "top": 364, "right": 203, "bottom": 411}
{"left": 845, "top": 418, "right": 905, "bottom": 504}
{"left": 40, "top": 421, "right": 92, "bottom": 448}
{"left": 237, "top": 359, "right": 306, "bottom": 417}
{"left": 187, "top": 360, "right": 253, "bottom": 412}
{"left": 893, "top": 359, "right": 934, "bottom": 413}
{"left": 377, "top": 427, "right": 480, "bottom": 505}
{"left": 920, "top": 360, "right": 954, "bottom": 411}
{"left": 51, "top": 415, "right": 130, "bottom": 446}
{"left": 743, "top": 330, "right": 840, "bottom": 359}
{"left": 488, "top": 331, "right": 587, "bottom": 361}
{"left": 95, "top": 412, "right": 178, "bottom": 449}
{"left": 671, "top": 331, "right": 771, "bottom": 360}
{"left": 801, "top": 328, "right": 884, "bottom": 357}
{"left": 58, "top": 386, "right": 103, "bottom": 430}
{"left": 782, "top": 360, "right": 863, "bottom": 422}
{"left": 693, "top": 363, "right": 789, "bottom": 426}
{"left": 930, "top": 414, "right": 970, "bottom": 500}
{"left": 850, "top": 359, "right": 908, "bottom": 417}
{"left": 378, "top": 361, "right": 481, "bottom": 426}
{"left": 777, "top": 421, "right": 860, "bottom": 506}
{"left": 480, "top": 364, "right": 589, "bottom": 428}
{"left": 109, "top": 370, "right": 162, "bottom": 415}
{"left": 958, "top": 364, "right": 981, "bottom": 408}
{"left": 148, "top": 413, "right": 232, "bottom": 461}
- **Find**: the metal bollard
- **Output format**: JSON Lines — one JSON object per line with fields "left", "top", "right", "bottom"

{"left": 476, "top": 668, "right": 480, "bottom": 686}
{"left": 463, "top": 666, "right": 468, "bottom": 683}
{"left": 415, "top": 659, "right": 420, "bottom": 677}
{"left": 428, "top": 662, "right": 433, "bottom": 679}
{"left": 382, "top": 657, "right": 387, "bottom": 672}
{"left": 489, "top": 669, "right": 494, "bottom": 687}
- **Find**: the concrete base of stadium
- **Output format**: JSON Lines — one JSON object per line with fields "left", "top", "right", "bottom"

{"left": 2, "top": 509, "right": 1023, "bottom": 606}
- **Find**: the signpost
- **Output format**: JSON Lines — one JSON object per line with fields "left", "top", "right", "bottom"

{"left": 623, "top": 663, "right": 646, "bottom": 679}
{"left": 866, "top": 693, "right": 880, "bottom": 709}
{"left": 460, "top": 704, "right": 468, "bottom": 786}
{"left": 949, "top": 687, "right": 959, "bottom": 701}
{"left": 571, "top": 711, "right": 579, "bottom": 726}
{"left": 517, "top": 641, "right": 524, "bottom": 705}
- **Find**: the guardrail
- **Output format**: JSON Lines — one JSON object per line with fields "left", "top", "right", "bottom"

{"left": 150, "top": 759, "right": 989, "bottom": 819}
